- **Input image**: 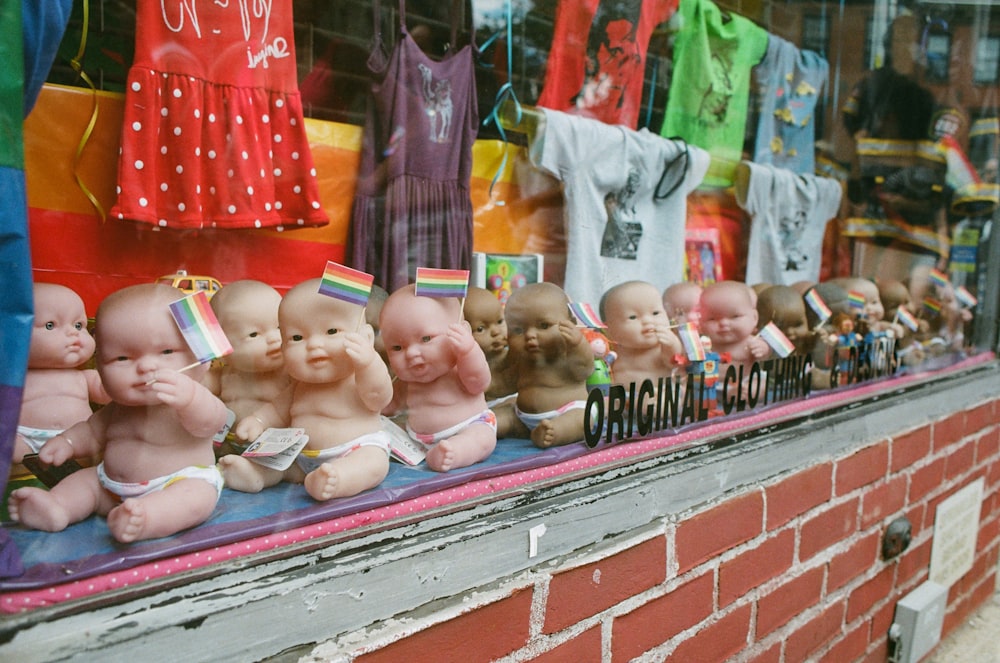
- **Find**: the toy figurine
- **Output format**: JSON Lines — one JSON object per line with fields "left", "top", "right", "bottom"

{"left": 601, "top": 280, "right": 683, "bottom": 387}
{"left": 662, "top": 281, "right": 703, "bottom": 327}
{"left": 698, "top": 281, "right": 770, "bottom": 367}
{"left": 206, "top": 280, "right": 290, "bottom": 455}
{"left": 380, "top": 285, "right": 497, "bottom": 472}
{"left": 9, "top": 284, "right": 229, "bottom": 543}
{"left": 878, "top": 277, "right": 926, "bottom": 366}
{"left": 581, "top": 327, "right": 616, "bottom": 397}
{"left": 219, "top": 278, "right": 394, "bottom": 500}
{"left": 755, "top": 285, "right": 815, "bottom": 355}
{"left": 503, "top": 282, "right": 594, "bottom": 448}
{"left": 14, "top": 283, "right": 109, "bottom": 466}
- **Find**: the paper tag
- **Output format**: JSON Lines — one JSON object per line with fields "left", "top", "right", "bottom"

{"left": 242, "top": 428, "right": 309, "bottom": 471}
{"left": 212, "top": 408, "right": 237, "bottom": 447}
{"left": 381, "top": 416, "right": 426, "bottom": 466}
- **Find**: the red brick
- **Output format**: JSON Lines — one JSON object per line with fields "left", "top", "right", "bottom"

{"left": 891, "top": 427, "right": 932, "bottom": 473}
{"left": 663, "top": 604, "right": 752, "bottom": 663}
{"left": 965, "top": 401, "right": 995, "bottom": 436}
{"left": 529, "top": 626, "right": 602, "bottom": 663}
{"left": 756, "top": 566, "right": 825, "bottom": 637}
{"left": 989, "top": 457, "right": 1000, "bottom": 489}
{"left": 862, "top": 638, "right": 890, "bottom": 663}
{"left": 909, "top": 457, "right": 946, "bottom": 504}
{"left": 903, "top": 504, "right": 926, "bottom": 540}
{"left": 765, "top": 463, "right": 833, "bottom": 530}
{"left": 897, "top": 538, "right": 931, "bottom": 589}
{"left": 356, "top": 588, "right": 532, "bottom": 663}
{"left": 800, "top": 498, "right": 860, "bottom": 561}
{"left": 979, "top": 430, "right": 1000, "bottom": 467}
{"left": 933, "top": 412, "right": 966, "bottom": 451}
{"left": 610, "top": 571, "right": 714, "bottom": 661}
{"left": 977, "top": 517, "right": 998, "bottom": 553}
{"left": 861, "top": 475, "right": 908, "bottom": 529}
{"left": 945, "top": 440, "right": 976, "bottom": 481}
{"left": 836, "top": 442, "right": 889, "bottom": 495}
{"left": 676, "top": 491, "right": 764, "bottom": 573}
{"left": 785, "top": 601, "right": 846, "bottom": 662}
{"left": 943, "top": 591, "right": 976, "bottom": 636}
{"left": 718, "top": 529, "right": 794, "bottom": 607}
{"left": 847, "top": 565, "right": 895, "bottom": 623}
{"left": 545, "top": 537, "right": 666, "bottom": 633}
{"left": 744, "top": 642, "right": 781, "bottom": 663}
{"left": 870, "top": 598, "right": 897, "bottom": 643}
{"left": 829, "top": 531, "right": 880, "bottom": 592}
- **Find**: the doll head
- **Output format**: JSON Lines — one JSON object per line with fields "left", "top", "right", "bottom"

{"left": 804, "top": 282, "right": 850, "bottom": 329}
{"left": 94, "top": 284, "right": 206, "bottom": 405}
{"left": 662, "top": 281, "right": 703, "bottom": 327}
{"left": 279, "top": 278, "right": 374, "bottom": 385}
{"left": 698, "top": 281, "right": 759, "bottom": 349}
{"left": 504, "top": 282, "right": 574, "bottom": 357}
{"left": 756, "top": 285, "right": 813, "bottom": 353}
{"left": 29, "top": 282, "right": 95, "bottom": 370}
{"left": 210, "top": 280, "right": 283, "bottom": 374}
{"left": 463, "top": 286, "right": 507, "bottom": 359}
{"left": 845, "top": 277, "right": 885, "bottom": 324}
{"left": 379, "top": 284, "right": 463, "bottom": 384}
{"left": 601, "top": 280, "right": 671, "bottom": 352}
{"left": 878, "top": 278, "right": 912, "bottom": 320}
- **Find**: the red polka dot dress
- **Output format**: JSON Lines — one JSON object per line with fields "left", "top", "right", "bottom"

{"left": 110, "top": 0, "right": 328, "bottom": 230}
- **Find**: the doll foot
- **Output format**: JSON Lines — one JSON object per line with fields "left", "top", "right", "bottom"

{"left": 108, "top": 498, "right": 148, "bottom": 543}
{"left": 531, "top": 420, "right": 558, "bottom": 448}
{"left": 218, "top": 455, "right": 266, "bottom": 493}
{"left": 304, "top": 463, "right": 344, "bottom": 501}
{"left": 7, "top": 487, "right": 71, "bottom": 532}
{"left": 426, "top": 441, "right": 457, "bottom": 472}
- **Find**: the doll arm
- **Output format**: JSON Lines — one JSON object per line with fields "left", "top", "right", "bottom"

{"left": 84, "top": 368, "right": 112, "bottom": 405}
{"left": 344, "top": 332, "right": 394, "bottom": 412}
{"left": 448, "top": 322, "right": 491, "bottom": 395}
{"left": 746, "top": 335, "right": 771, "bottom": 360}
{"left": 234, "top": 386, "right": 293, "bottom": 441}
{"left": 149, "top": 369, "right": 229, "bottom": 438}
{"left": 38, "top": 412, "right": 107, "bottom": 466}
{"left": 560, "top": 320, "right": 598, "bottom": 381}
{"left": 656, "top": 326, "right": 684, "bottom": 366}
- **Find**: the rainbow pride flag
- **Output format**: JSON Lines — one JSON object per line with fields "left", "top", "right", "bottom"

{"left": 847, "top": 290, "right": 866, "bottom": 310}
{"left": 758, "top": 322, "right": 795, "bottom": 358}
{"left": 678, "top": 322, "right": 706, "bottom": 361}
{"left": 928, "top": 268, "right": 950, "bottom": 290}
{"left": 169, "top": 291, "right": 233, "bottom": 364}
{"left": 804, "top": 289, "right": 832, "bottom": 324}
{"left": 415, "top": 268, "right": 469, "bottom": 299}
{"left": 318, "top": 261, "right": 374, "bottom": 306}
{"left": 569, "top": 302, "right": 606, "bottom": 329}
{"left": 923, "top": 297, "right": 942, "bottom": 314}
{"left": 895, "top": 307, "right": 919, "bottom": 332}
{"left": 955, "top": 286, "right": 978, "bottom": 309}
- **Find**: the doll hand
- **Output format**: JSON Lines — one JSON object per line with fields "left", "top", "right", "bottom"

{"left": 343, "top": 332, "right": 377, "bottom": 369}
{"left": 656, "top": 326, "right": 682, "bottom": 353}
{"left": 149, "top": 369, "right": 198, "bottom": 408}
{"left": 447, "top": 322, "right": 476, "bottom": 356}
{"left": 747, "top": 336, "right": 770, "bottom": 360}
{"left": 39, "top": 435, "right": 76, "bottom": 466}
{"left": 234, "top": 415, "right": 266, "bottom": 442}
{"left": 558, "top": 319, "right": 582, "bottom": 345}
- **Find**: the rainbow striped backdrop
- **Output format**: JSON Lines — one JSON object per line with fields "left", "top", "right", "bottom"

{"left": 168, "top": 291, "right": 233, "bottom": 364}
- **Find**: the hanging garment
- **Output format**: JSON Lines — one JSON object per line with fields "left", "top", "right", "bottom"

{"left": 537, "top": 0, "right": 677, "bottom": 129}
{"left": 110, "top": 0, "right": 328, "bottom": 230}
{"left": 348, "top": 0, "right": 478, "bottom": 292}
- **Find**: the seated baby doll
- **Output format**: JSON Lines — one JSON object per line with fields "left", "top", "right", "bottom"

{"left": 755, "top": 285, "right": 815, "bottom": 356}
{"left": 662, "top": 281, "right": 703, "bottom": 328}
{"left": 15, "top": 283, "right": 110, "bottom": 467}
{"left": 878, "top": 277, "right": 926, "bottom": 366}
{"left": 219, "top": 278, "right": 395, "bottom": 500}
{"left": 504, "top": 282, "right": 595, "bottom": 448}
{"left": 601, "top": 280, "right": 683, "bottom": 387}
{"left": 380, "top": 285, "right": 497, "bottom": 472}
{"left": 698, "top": 281, "right": 770, "bottom": 367}
{"left": 206, "top": 280, "right": 290, "bottom": 455}
{"left": 463, "top": 286, "right": 518, "bottom": 438}
{"left": 9, "top": 284, "right": 229, "bottom": 543}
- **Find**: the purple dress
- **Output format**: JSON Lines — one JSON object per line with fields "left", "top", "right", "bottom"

{"left": 349, "top": 0, "right": 478, "bottom": 292}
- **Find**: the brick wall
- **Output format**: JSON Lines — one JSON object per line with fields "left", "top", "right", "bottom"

{"left": 347, "top": 397, "right": 1000, "bottom": 663}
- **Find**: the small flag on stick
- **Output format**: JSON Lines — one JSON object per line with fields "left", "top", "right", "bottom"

{"left": 928, "top": 268, "right": 950, "bottom": 290}
{"left": 319, "top": 261, "right": 375, "bottom": 306}
{"left": 955, "top": 286, "right": 978, "bottom": 309}
{"left": 569, "top": 302, "right": 606, "bottom": 329}
{"left": 923, "top": 297, "right": 942, "bottom": 315}
{"left": 414, "top": 268, "right": 470, "bottom": 299}
{"left": 758, "top": 321, "right": 796, "bottom": 358}
{"left": 847, "top": 290, "right": 866, "bottom": 310}
{"left": 804, "top": 289, "right": 832, "bottom": 325}
{"left": 169, "top": 291, "right": 233, "bottom": 364}
{"left": 677, "top": 322, "right": 706, "bottom": 361}
{"left": 895, "top": 307, "right": 920, "bottom": 332}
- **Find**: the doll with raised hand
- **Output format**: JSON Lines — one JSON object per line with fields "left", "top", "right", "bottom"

{"left": 698, "top": 281, "right": 770, "bottom": 367}
{"left": 879, "top": 277, "right": 926, "bottom": 366}
{"left": 206, "top": 280, "right": 290, "bottom": 455}
{"left": 504, "top": 282, "right": 595, "bottom": 448}
{"left": 601, "top": 280, "right": 683, "bottom": 387}
{"left": 9, "top": 284, "right": 229, "bottom": 543}
{"left": 462, "top": 286, "right": 519, "bottom": 438}
{"left": 380, "top": 285, "right": 497, "bottom": 472}
{"left": 15, "top": 283, "right": 110, "bottom": 466}
{"left": 219, "top": 278, "right": 394, "bottom": 500}
{"left": 755, "top": 285, "right": 816, "bottom": 356}
{"left": 662, "top": 281, "right": 703, "bottom": 328}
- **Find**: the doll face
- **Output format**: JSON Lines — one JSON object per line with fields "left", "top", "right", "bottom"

{"left": 853, "top": 280, "right": 884, "bottom": 322}
{"left": 770, "top": 299, "right": 811, "bottom": 352}
{"left": 215, "top": 285, "right": 283, "bottom": 373}
{"left": 279, "top": 286, "right": 362, "bottom": 384}
{"left": 381, "top": 295, "right": 455, "bottom": 383}
{"left": 96, "top": 290, "right": 200, "bottom": 405}
{"left": 464, "top": 290, "right": 507, "bottom": 356}
{"left": 505, "top": 286, "right": 572, "bottom": 358}
{"left": 29, "top": 284, "right": 95, "bottom": 369}
{"left": 605, "top": 282, "right": 671, "bottom": 350}
{"left": 663, "top": 283, "right": 702, "bottom": 327}
{"left": 699, "top": 284, "right": 758, "bottom": 347}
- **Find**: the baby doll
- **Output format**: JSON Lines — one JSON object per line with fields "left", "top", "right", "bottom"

{"left": 9, "top": 284, "right": 229, "bottom": 543}
{"left": 601, "top": 280, "right": 683, "bottom": 387}
{"left": 662, "top": 281, "right": 703, "bottom": 328}
{"left": 15, "top": 283, "right": 109, "bottom": 466}
{"left": 698, "top": 281, "right": 770, "bottom": 367}
{"left": 878, "top": 277, "right": 926, "bottom": 366}
{"left": 755, "top": 285, "right": 815, "bottom": 355}
{"left": 381, "top": 285, "right": 497, "bottom": 472}
{"left": 832, "top": 276, "right": 902, "bottom": 339}
{"left": 504, "top": 282, "right": 595, "bottom": 448}
{"left": 206, "top": 280, "right": 290, "bottom": 455}
{"left": 219, "top": 278, "right": 394, "bottom": 500}
{"left": 462, "top": 286, "right": 519, "bottom": 439}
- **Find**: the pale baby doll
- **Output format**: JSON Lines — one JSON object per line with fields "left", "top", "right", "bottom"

{"left": 755, "top": 285, "right": 815, "bottom": 355}
{"left": 698, "top": 281, "right": 770, "bottom": 366}
{"left": 831, "top": 276, "right": 902, "bottom": 338}
{"left": 15, "top": 283, "right": 110, "bottom": 465}
{"left": 219, "top": 279, "right": 394, "bottom": 500}
{"left": 381, "top": 285, "right": 497, "bottom": 472}
{"left": 601, "top": 280, "right": 683, "bottom": 387}
{"left": 206, "top": 280, "right": 290, "bottom": 454}
{"left": 504, "top": 282, "right": 595, "bottom": 448}
{"left": 9, "top": 284, "right": 229, "bottom": 543}
{"left": 662, "top": 281, "right": 703, "bottom": 328}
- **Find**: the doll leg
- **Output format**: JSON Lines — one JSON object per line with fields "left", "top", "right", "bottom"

{"left": 106, "top": 478, "right": 220, "bottom": 543}
{"left": 426, "top": 424, "right": 497, "bottom": 472}
{"left": 304, "top": 446, "right": 390, "bottom": 501}
{"left": 218, "top": 454, "right": 293, "bottom": 492}
{"left": 8, "top": 467, "right": 104, "bottom": 532}
{"left": 531, "top": 410, "right": 586, "bottom": 449}
{"left": 493, "top": 401, "right": 528, "bottom": 439}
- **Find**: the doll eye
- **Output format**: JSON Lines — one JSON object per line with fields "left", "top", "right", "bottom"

{"left": 628, "top": 314, "right": 638, "bottom": 320}
{"left": 248, "top": 331, "right": 259, "bottom": 338}
{"left": 390, "top": 344, "right": 402, "bottom": 352}
{"left": 475, "top": 325, "right": 485, "bottom": 333}
{"left": 327, "top": 328, "right": 339, "bottom": 335}
{"left": 45, "top": 321, "right": 56, "bottom": 330}
{"left": 421, "top": 335, "right": 432, "bottom": 343}
{"left": 74, "top": 321, "right": 85, "bottom": 330}
{"left": 539, "top": 322, "right": 551, "bottom": 330}
{"left": 161, "top": 348, "right": 175, "bottom": 356}
{"left": 290, "top": 334, "right": 303, "bottom": 342}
